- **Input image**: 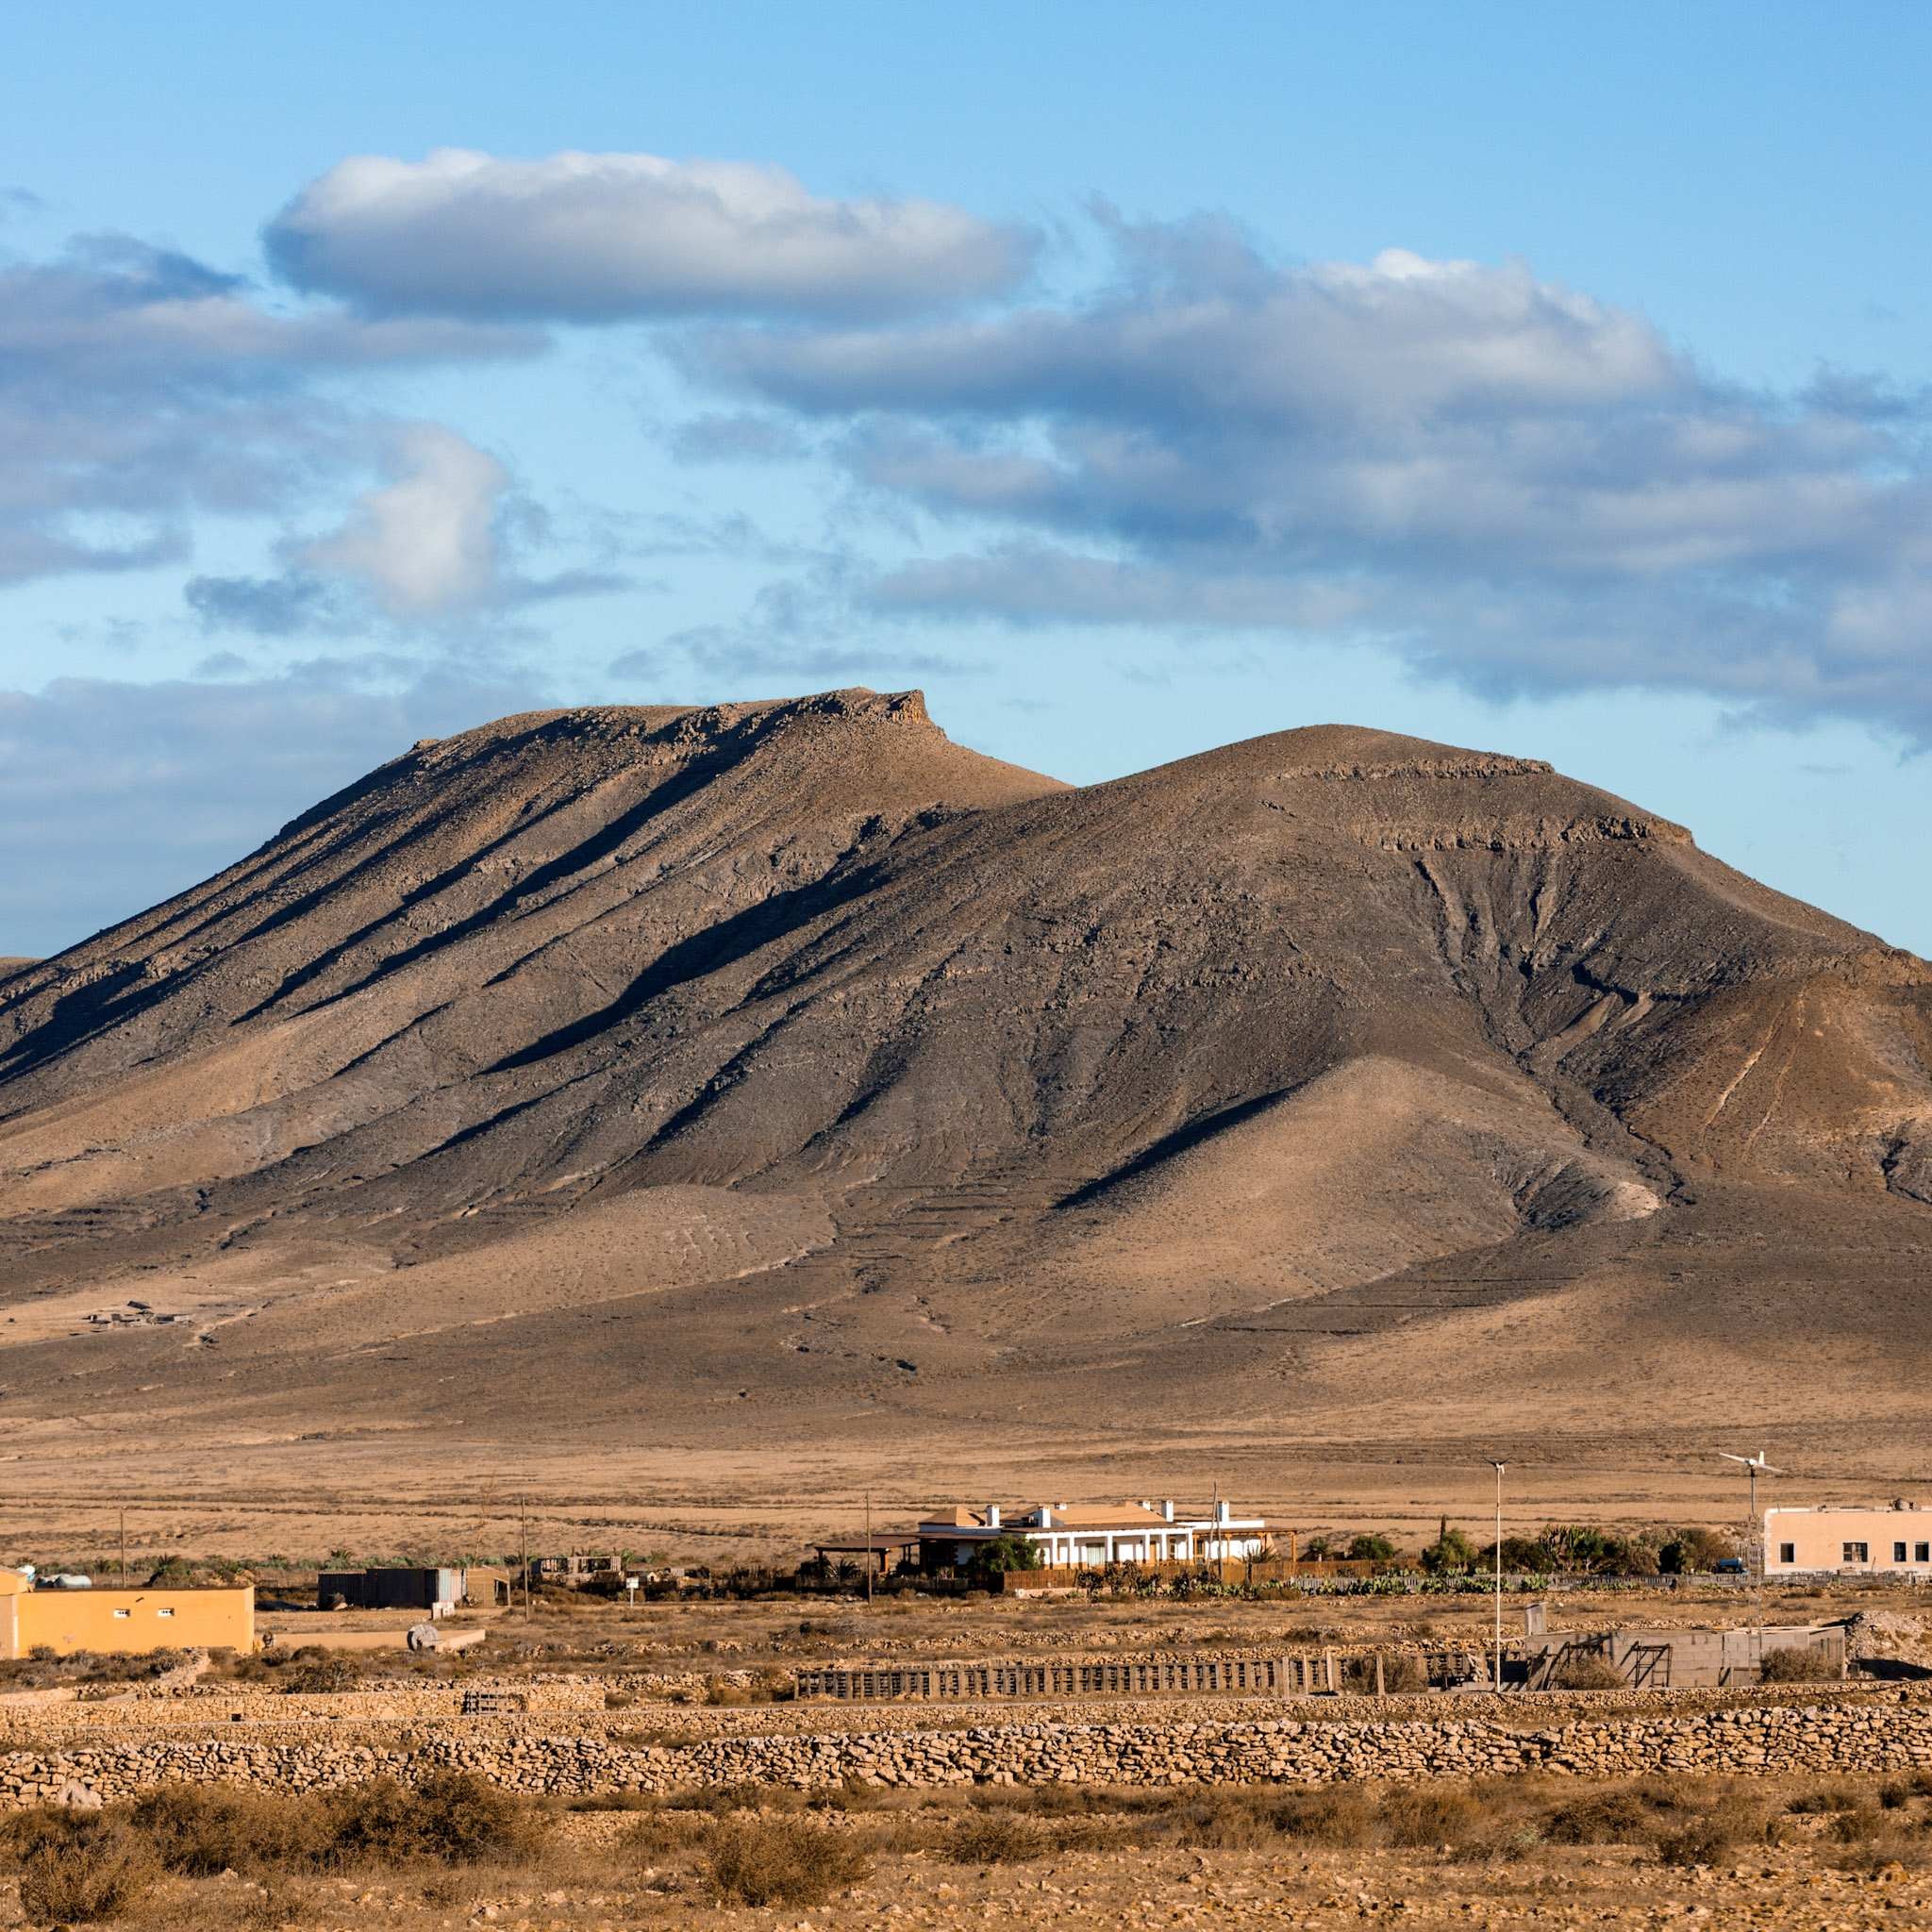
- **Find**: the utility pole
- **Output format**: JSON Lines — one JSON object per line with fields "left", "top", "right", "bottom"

{"left": 865, "top": 1490, "right": 874, "bottom": 1607}
{"left": 521, "top": 1493, "right": 531, "bottom": 1624}
{"left": 119, "top": 1508, "right": 126, "bottom": 1588}
{"left": 1491, "top": 1463, "right": 1506, "bottom": 1693}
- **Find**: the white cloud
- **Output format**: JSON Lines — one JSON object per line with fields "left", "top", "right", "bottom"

{"left": 0, "top": 237, "right": 535, "bottom": 591}
{"left": 298, "top": 424, "right": 510, "bottom": 618}
{"left": 266, "top": 148, "right": 1038, "bottom": 322}
{"left": 683, "top": 223, "right": 1932, "bottom": 733}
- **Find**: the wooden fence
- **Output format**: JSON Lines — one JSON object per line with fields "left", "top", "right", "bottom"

{"left": 796, "top": 1655, "right": 1326, "bottom": 1703}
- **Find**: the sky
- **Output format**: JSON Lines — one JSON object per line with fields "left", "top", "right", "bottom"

{"left": 4, "top": 2, "right": 1932, "bottom": 958}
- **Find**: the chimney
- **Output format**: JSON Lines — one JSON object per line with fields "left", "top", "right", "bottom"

{"left": 1160, "top": 1500, "right": 1175, "bottom": 1522}
{"left": 1216, "top": 1501, "right": 1231, "bottom": 1525}
{"left": 987, "top": 1505, "right": 1001, "bottom": 1529}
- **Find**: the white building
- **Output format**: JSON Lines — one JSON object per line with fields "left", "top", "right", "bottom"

{"left": 1764, "top": 1504, "right": 1932, "bottom": 1577}
{"left": 916, "top": 1500, "right": 1269, "bottom": 1573}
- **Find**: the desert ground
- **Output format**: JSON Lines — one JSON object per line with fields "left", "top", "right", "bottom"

{"left": 4, "top": 691, "right": 1932, "bottom": 1931}
{"left": 0, "top": 692, "right": 1927, "bottom": 1558}
{"left": 8, "top": 1579, "right": 1932, "bottom": 1927}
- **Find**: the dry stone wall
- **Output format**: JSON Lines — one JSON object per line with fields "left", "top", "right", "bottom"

{"left": 7, "top": 1699, "right": 1932, "bottom": 1807}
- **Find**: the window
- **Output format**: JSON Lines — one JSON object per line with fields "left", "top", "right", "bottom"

{"left": 1778, "top": 1542, "right": 1795, "bottom": 1565}
{"left": 157, "top": 1607, "right": 175, "bottom": 1618}
{"left": 1917, "top": 1543, "right": 1930, "bottom": 1564}
{"left": 1896, "top": 1541, "right": 1909, "bottom": 1564}
{"left": 1842, "top": 1542, "right": 1870, "bottom": 1564}
{"left": 112, "top": 1607, "right": 130, "bottom": 1620}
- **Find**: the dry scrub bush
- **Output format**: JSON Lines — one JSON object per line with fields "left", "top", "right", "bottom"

{"left": 618, "top": 1807, "right": 712, "bottom": 1858}
{"left": 9, "top": 1814, "right": 157, "bottom": 1924}
{"left": 1759, "top": 1646, "right": 1840, "bottom": 1684}
{"left": 1380, "top": 1787, "right": 1488, "bottom": 1848}
{"left": 1541, "top": 1790, "right": 1657, "bottom": 1844}
{"left": 1656, "top": 1808, "right": 1767, "bottom": 1868}
{"left": 1831, "top": 1806, "right": 1891, "bottom": 1844}
{"left": 237, "top": 1873, "right": 324, "bottom": 1929}
{"left": 945, "top": 1809, "right": 1054, "bottom": 1863}
{"left": 130, "top": 1783, "right": 331, "bottom": 1874}
{"left": 706, "top": 1816, "right": 871, "bottom": 1907}
{"left": 325, "top": 1771, "right": 548, "bottom": 1866}
{"left": 1551, "top": 1654, "right": 1627, "bottom": 1690}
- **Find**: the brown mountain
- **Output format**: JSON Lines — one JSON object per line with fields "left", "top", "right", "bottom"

{"left": 3, "top": 688, "right": 1930, "bottom": 1530}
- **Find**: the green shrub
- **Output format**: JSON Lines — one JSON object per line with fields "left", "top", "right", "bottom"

{"left": 706, "top": 1817, "right": 870, "bottom": 1906}
{"left": 1420, "top": 1529, "right": 1481, "bottom": 1575}
{"left": 974, "top": 1535, "right": 1043, "bottom": 1576}
{"left": 1657, "top": 1528, "right": 1737, "bottom": 1574}
{"left": 1346, "top": 1535, "right": 1396, "bottom": 1561}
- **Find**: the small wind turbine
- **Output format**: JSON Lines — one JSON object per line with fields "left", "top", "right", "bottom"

{"left": 1720, "top": 1451, "right": 1786, "bottom": 1526}
{"left": 1720, "top": 1451, "right": 1786, "bottom": 1632}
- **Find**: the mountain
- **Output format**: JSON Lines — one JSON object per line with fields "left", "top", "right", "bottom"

{"left": 3, "top": 688, "right": 1930, "bottom": 1508}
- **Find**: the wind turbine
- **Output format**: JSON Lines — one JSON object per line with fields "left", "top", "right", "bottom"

{"left": 1720, "top": 1451, "right": 1786, "bottom": 1637}
{"left": 1719, "top": 1451, "right": 1786, "bottom": 1528}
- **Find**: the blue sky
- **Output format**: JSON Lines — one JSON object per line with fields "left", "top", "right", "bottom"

{"left": 4, "top": 2, "right": 1931, "bottom": 957}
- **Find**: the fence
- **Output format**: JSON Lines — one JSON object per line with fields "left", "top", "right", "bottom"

{"left": 792, "top": 1651, "right": 1500, "bottom": 1703}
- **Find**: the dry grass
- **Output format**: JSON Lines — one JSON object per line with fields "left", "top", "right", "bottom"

{"left": 0, "top": 1771, "right": 550, "bottom": 1924}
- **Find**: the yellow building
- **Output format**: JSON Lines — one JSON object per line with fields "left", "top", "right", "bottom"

{"left": 0, "top": 1570, "right": 254, "bottom": 1657}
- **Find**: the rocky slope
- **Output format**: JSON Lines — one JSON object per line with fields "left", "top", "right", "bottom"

{"left": 2, "top": 688, "right": 1928, "bottom": 1463}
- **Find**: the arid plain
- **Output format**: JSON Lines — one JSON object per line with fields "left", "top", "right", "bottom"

{"left": 2, "top": 688, "right": 1929, "bottom": 1561}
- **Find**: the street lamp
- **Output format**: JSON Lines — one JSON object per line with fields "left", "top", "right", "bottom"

{"left": 1491, "top": 1462, "right": 1506, "bottom": 1693}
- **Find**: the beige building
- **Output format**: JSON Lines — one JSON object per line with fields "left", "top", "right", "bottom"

{"left": 1764, "top": 1505, "right": 1932, "bottom": 1578}
{"left": 0, "top": 1570, "right": 254, "bottom": 1657}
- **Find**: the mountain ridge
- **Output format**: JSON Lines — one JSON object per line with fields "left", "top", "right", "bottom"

{"left": 1, "top": 690, "right": 1928, "bottom": 1482}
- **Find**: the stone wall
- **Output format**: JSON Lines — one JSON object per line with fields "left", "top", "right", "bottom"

{"left": 7, "top": 1698, "right": 1932, "bottom": 1807}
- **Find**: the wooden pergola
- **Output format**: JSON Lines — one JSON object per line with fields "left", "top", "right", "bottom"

{"left": 811, "top": 1538, "right": 920, "bottom": 1574}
